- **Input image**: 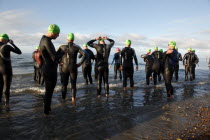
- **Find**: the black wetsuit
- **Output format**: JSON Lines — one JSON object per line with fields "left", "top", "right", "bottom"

{"left": 152, "top": 51, "right": 163, "bottom": 81}
{"left": 94, "top": 55, "right": 98, "bottom": 80}
{"left": 0, "top": 42, "right": 22, "bottom": 103}
{"left": 174, "top": 52, "right": 182, "bottom": 81}
{"left": 87, "top": 39, "right": 115, "bottom": 95}
{"left": 183, "top": 52, "right": 199, "bottom": 81}
{"left": 57, "top": 42, "right": 85, "bottom": 99}
{"left": 141, "top": 54, "right": 155, "bottom": 85}
{"left": 192, "top": 53, "right": 199, "bottom": 80}
{"left": 111, "top": 52, "right": 122, "bottom": 79}
{"left": 120, "top": 47, "right": 138, "bottom": 88}
{"left": 79, "top": 49, "right": 95, "bottom": 85}
{"left": 39, "top": 35, "right": 58, "bottom": 114}
{"left": 163, "top": 50, "right": 178, "bottom": 97}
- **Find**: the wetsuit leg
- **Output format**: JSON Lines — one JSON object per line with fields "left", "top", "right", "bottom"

{"left": 189, "top": 66, "right": 193, "bottom": 81}
{"left": 87, "top": 65, "right": 92, "bottom": 84}
{"left": 61, "top": 72, "right": 70, "bottom": 99}
{"left": 185, "top": 65, "right": 189, "bottom": 81}
{"left": 129, "top": 66, "right": 134, "bottom": 87}
{"left": 95, "top": 64, "right": 98, "bottom": 80}
{"left": 118, "top": 66, "right": 122, "bottom": 80}
{"left": 153, "top": 71, "right": 157, "bottom": 85}
{"left": 193, "top": 65, "right": 196, "bottom": 80}
{"left": 104, "top": 66, "right": 109, "bottom": 94}
{"left": 34, "top": 65, "right": 37, "bottom": 81}
{"left": 174, "top": 64, "right": 179, "bottom": 81}
{"left": 123, "top": 67, "right": 128, "bottom": 88}
{"left": 114, "top": 64, "right": 117, "bottom": 79}
{"left": 0, "top": 73, "right": 3, "bottom": 101}
{"left": 146, "top": 67, "right": 150, "bottom": 85}
{"left": 164, "top": 69, "right": 174, "bottom": 97}
{"left": 70, "top": 69, "right": 78, "bottom": 99}
{"left": 82, "top": 65, "right": 88, "bottom": 85}
{"left": 97, "top": 67, "right": 103, "bottom": 95}
{"left": 43, "top": 64, "right": 57, "bottom": 114}
{"left": 60, "top": 66, "right": 63, "bottom": 84}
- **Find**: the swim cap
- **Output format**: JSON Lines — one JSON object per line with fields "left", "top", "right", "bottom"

{"left": 159, "top": 49, "right": 163, "bottom": 52}
{"left": 147, "top": 49, "right": 151, "bottom": 53}
{"left": 48, "top": 24, "right": 60, "bottom": 33}
{"left": 168, "top": 41, "right": 176, "bottom": 47}
{"left": 154, "top": 46, "right": 158, "bottom": 50}
{"left": 175, "top": 46, "right": 178, "bottom": 50}
{"left": 188, "top": 48, "right": 192, "bottom": 51}
{"left": 67, "top": 33, "right": 74, "bottom": 40}
{"left": 36, "top": 46, "right": 39, "bottom": 49}
{"left": 0, "top": 33, "right": 9, "bottom": 40}
{"left": 192, "top": 49, "right": 195, "bottom": 52}
{"left": 116, "top": 48, "right": 121, "bottom": 52}
{"left": 125, "top": 40, "right": 131, "bottom": 46}
{"left": 83, "top": 43, "right": 87, "bottom": 47}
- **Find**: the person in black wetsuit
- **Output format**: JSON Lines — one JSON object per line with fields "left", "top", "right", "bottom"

{"left": 173, "top": 47, "right": 182, "bottom": 81}
{"left": 191, "top": 49, "right": 199, "bottom": 80}
{"left": 183, "top": 48, "right": 199, "bottom": 81}
{"left": 120, "top": 40, "right": 138, "bottom": 91}
{"left": 109, "top": 48, "right": 122, "bottom": 80}
{"left": 152, "top": 46, "right": 163, "bottom": 82}
{"left": 94, "top": 54, "right": 98, "bottom": 80}
{"left": 87, "top": 36, "right": 115, "bottom": 98}
{"left": 163, "top": 41, "right": 178, "bottom": 98}
{"left": 79, "top": 43, "right": 95, "bottom": 85}
{"left": 141, "top": 49, "right": 155, "bottom": 85}
{"left": 39, "top": 24, "right": 60, "bottom": 115}
{"left": 57, "top": 33, "right": 86, "bottom": 102}
{"left": 0, "top": 33, "right": 22, "bottom": 105}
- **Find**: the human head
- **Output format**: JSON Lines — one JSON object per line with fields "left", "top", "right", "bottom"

{"left": 159, "top": 49, "right": 163, "bottom": 52}
{"left": 192, "top": 49, "right": 195, "bottom": 53}
{"left": 98, "top": 37, "right": 105, "bottom": 44}
{"left": 125, "top": 40, "right": 131, "bottom": 47}
{"left": 147, "top": 49, "right": 151, "bottom": 54}
{"left": 67, "top": 33, "right": 74, "bottom": 43}
{"left": 47, "top": 24, "right": 60, "bottom": 39}
{"left": 116, "top": 48, "right": 121, "bottom": 52}
{"left": 0, "top": 33, "right": 9, "bottom": 44}
{"left": 83, "top": 43, "right": 88, "bottom": 49}
{"left": 188, "top": 48, "right": 192, "bottom": 52}
{"left": 168, "top": 41, "right": 176, "bottom": 50}
{"left": 154, "top": 46, "right": 158, "bottom": 51}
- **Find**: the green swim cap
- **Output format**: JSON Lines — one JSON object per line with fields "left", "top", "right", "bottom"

{"left": 125, "top": 40, "right": 131, "bottom": 46}
{"left": 175, "top": 46, "right": 178, "bottom": 50}
{"left": 154, "top": 46, "right": 158, "bottom": 50}
{"left": 0, "top": 33, "right": 9, "bottom": 40}
{"left": 159, "top": 49, "right": 163, "bottom": 52}
{"left": 83, "top": 43, "right": 87, "bottom": 47}
{"left": 192, "top": 49, "right": 195, "bottom": 52}
{"left": 36, "top": 46, "right": 39, "bottom": 49}
{"left": 48, "top": 24, "right": 60, "bottom": 33}
{"left": 147, "top": 49, "right": 151, "bottom": 53}
{"left": 67, "top": 33, "right": 74, "bottom": 40}
{"left": 188, "top": 48, "right": 192, "bottom": 51}
{"left": 168, "top": 41, "right": 176, "bottom": 47}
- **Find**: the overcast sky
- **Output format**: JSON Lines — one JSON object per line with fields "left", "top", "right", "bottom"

{"left": 0, "top": 0, "right": 210, "bottom": 58}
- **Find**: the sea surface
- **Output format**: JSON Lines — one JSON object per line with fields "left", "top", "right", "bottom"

{"left": 0, "top": 53, "right": 209, "bottom": 139}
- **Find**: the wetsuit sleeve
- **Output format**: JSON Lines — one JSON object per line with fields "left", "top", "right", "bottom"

{"left": 9, "top": 44, "right": 22, "bottom": 54}
{"left": 45, "top": 40, "right": 56, "bottom": 62}
{"left": 179, "top": 53, "right": 182, "bottom": 61}
{"left": 107, "top": 38, "right": 115, "bottom": 48}
{"left": 195, "top": 55, "right": 199, "bottom": 64}
{"left": 133, "top": 49, "right": 138, "bottom": 66}
{"left": 78, "top": 47, "right": 86, "bottom": 65}
{"left": 56, "top": 46, "right": 64, "bottom": 63}
{"left": 111, "top": 54, "right": 115, "bottom": 65}
{"left": 120, "top": 51, "right": 123, "bottom": 65}
{"left": 78, "top": 53, "right": 82, "bottom": 58}
{"left": 87, "top": 39, "right": 97, "bottom": 48}
{"left": 183, "top": 54, "right": 187, "bottom": 65}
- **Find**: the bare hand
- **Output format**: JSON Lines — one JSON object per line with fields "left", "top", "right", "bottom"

{"left": 166, "top": 49, "right": 173, "bottom": 54}
{"left": 109, "top": 65, "right": 111, "bottom": 69}
{"left": 103, "top": 36, "right": 108, "bottom": 40}
{"left": 136, "top": 66, "right": 138, "bottom": 71}
{"left": 120, "top": 65, "right": 123, "bottom": 70}
{"left": 96, "top": 36, "right": 102, "bottom": 40}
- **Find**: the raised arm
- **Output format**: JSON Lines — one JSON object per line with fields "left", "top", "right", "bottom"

{"left": 9, "top": 40, "right": 22, "bottom": 54}
{"left": 106, "top": 38, "right": 115, "bottom": 49}
{"left": 87, "top": 39, "right": 97, "bottom": 48}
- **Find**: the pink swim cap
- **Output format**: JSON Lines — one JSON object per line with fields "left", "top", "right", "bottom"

{"left": 116, "top": 48, "right": 121, "bottom": 52}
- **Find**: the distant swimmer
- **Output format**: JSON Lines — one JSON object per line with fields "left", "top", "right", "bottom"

{"left": 173, "top": 47, "right": 182, "bottom": 81}
{"left": 163, "top": 41, "right": 178, "bottom": 98}
{"left": 57, "top": 33, "right": 86, "bottom": 102}
{"left": 32, "top": 46, "right": 44, "bottom": 85}
{"left": 183, "top": 48, "right": 199, "bottom": 81}
{"left": 109, "top": 48, "right": 122, "bottom": 80}
{"left": 87, "top": 36, "right": 115, "bottom": 98}
{"left": 120, "top": 40, "right": 138, "bottom": 91}
{"left": 0, "top": 34, "right": 22, "bottom": 105}
{"left": 39, "top": 24, "right": 60, "bottom": 115}
{"left": 191, "top": 49, "right": 199, "bottom": 80}
{"left": 79, "top": 43, "right": 95, "bottom": 85}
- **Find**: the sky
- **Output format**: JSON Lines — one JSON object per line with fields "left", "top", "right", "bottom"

{"left": 0, "top": 0, "right": 210, "bottom": 58}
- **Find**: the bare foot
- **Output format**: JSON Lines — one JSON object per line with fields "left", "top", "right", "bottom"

{"left": 123, "top": 87, "right": 126, "bottom": 91}
{"left": 97, "top": 95, "right": 101, "bottom": 99}
{"left": 106, "top": 94, "right": 109, "bottom": 97}
{"left": 150, "top": 76, "right": 152, "bottom": 80}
